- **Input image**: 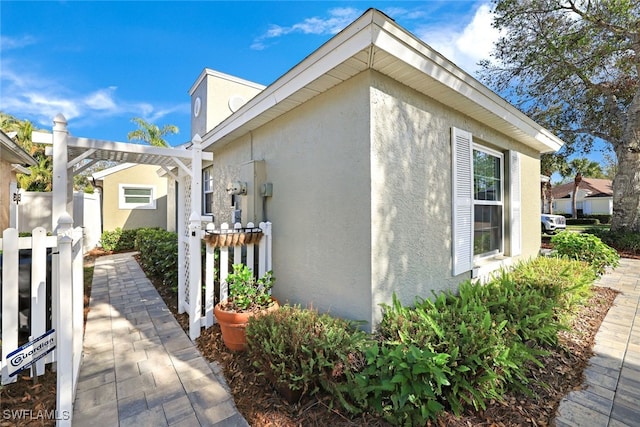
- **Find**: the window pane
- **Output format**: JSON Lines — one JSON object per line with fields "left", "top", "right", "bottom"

{"left": 474, "top": 205, "right": 502, "bottom": 255}
{"left": 124, "top": 188, "right": 152, "bottom": 197}
{"left": 125, "top": 196, "right": 151, "bottom": 204}
{"left": 473, "top": 150, "right": 501, "bottom": 201}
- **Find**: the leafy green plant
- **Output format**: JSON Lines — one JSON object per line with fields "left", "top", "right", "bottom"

{"left": 551, "top": 231, "right": 620, "bottom": 275}
{"left": 510, "top": 256, "right": 595, "bottom": 315}
{"left": 134, "top": 228, "right": 179, "bottom": 290}
{"left": 220, "top": 264, "right": 275, "bottom": 312}
{"left": 345, "top": 342, "right": 450, "bottom": 426}
{"left": 99, "top": 227, "right": 137, "bottom": 252}
{"left": 246, "top": 305, "right": 371, "bottom": 402}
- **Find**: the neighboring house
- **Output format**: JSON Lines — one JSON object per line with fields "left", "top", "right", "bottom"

{"left": 190, "top": 9, "right": 563, "bottom": 328}
{"left": 552, "top": 178, "right": 613, "bottom": 216}
{"left": 92, "top": 163, "right": 175, "bottom": 232}
{"left": 0, "top": 130, "right": 36, "bottom": 231}
{"left": 189, "top": 9, "right": 564, "bottom": 330}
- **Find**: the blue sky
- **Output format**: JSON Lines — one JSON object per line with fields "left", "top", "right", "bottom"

{"left": 1, "top": 1, "right": 500, "bottom": 147}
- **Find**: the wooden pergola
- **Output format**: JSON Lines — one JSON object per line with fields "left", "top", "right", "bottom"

{"left": 33, "top": 113, "right": 213, "bottom": 339}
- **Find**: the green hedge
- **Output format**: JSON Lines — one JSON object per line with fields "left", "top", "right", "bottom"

{"left": 99, "top": 227, "right": 138, "bottom": 252}
{"left": 566, "top": 218, "right": 599, "bottom": 225}
{"left": 135, "top": 228, "right": 179, "bottom": 291}
{"left": 245, "top": 256, "right": 599, "bottom": 425}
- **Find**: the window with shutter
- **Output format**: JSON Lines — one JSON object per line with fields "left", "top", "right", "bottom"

{"left": 451, "top": 127, "right": 473, "bottom": 276}
{"left": 451, "top": 127, "right": 521, "bottom": 276}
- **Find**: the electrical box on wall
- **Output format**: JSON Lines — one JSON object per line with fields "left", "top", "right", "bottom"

{"left": 261, "top": 183, "right": 273, "bottom": 197}
{"left": 240, "top": 160, "right": 267, "bottom": 223}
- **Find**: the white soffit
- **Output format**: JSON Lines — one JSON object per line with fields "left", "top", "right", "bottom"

{"left": 203, "top": 8, "right": 563, "bottom": 154}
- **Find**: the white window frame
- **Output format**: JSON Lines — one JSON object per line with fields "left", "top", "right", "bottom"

{"left": 472, "top": 144, "right": 504, "bottom": 260}
{"left": 119, "top": 184, "right": 156, "bottom": 210}
{"left": 203, "top": 166, "right": 214, "bottom": 215}
{"left": 451, "top": 127, "right": 521, "bottom": 276}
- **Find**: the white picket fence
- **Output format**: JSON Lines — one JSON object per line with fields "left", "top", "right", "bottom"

{"left": 1, "top": 214, "right": 84, "bottom": 427}
{"left": 179, "top": 221, "right": 272, "bottom": 339}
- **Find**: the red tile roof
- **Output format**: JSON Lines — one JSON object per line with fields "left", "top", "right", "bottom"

{"left": 551, "top": 178, "right": 613, "bottom": 199}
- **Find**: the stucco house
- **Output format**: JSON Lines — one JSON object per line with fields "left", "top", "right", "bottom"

{"left": 552, "top": 178, "right": 613, "bottom": 216}
{"left": 92, "top": 163, "right": 175, "bottom": 232}
{"left": 0, "top": 130, "right": 36, "bottom": 231}
{"left": 189, "top": 9, "right": 563, "bottom": 330}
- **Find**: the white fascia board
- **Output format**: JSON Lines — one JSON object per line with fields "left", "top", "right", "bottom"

{"left": 91, "top": 162, "right": 137, "bottom": 180}
{"left": 11, "top": 164, "right": 32, "bottom": 174}
{"left": 189, "top": 68, "right": 266, "bottom": 95}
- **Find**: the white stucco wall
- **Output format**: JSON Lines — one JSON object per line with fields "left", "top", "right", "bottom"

{"left": 368, "top": 72, "right": 541, "bottom": 324}
{"left": 101, "top": 164, "right": 169, "bottom": 231}
{"left": 209, "top": 72, "right": 374, "bottom": 326}
{"left": 205, "top": 70, "right": 542, "bottom": 330}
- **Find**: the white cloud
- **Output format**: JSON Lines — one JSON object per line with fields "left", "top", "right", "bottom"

{"left": 0, "top": 35, "right": 37, "bottom": 50}
{"left": 250, "top": 3, "right": 500, "bottom": 77}
{"left": 415, "top": 3, "right": 500, "bottom": 75}
{"left": 0, "top": 60, "right": 185, "bottom": 130}
{"left": 251, "top": 7, "right": 362, "bottom": 50}
{"left": 84, "top": 87, "right": 118, "bottom": 111}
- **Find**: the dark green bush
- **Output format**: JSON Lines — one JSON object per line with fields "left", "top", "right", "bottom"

{"left": 246, "top": 305, "right": 371, "bottom": 403}
{"left": 99, "top": 227, "right": 138, "bottom": 252}
{"left": 135, "top": 228, "right": 179, "bottom": 291}
{"left": 566, "top": 218, "right": 599, "bottom": 225}
{"left": 551, "top": 231, "right": 620, "bottom": 275}
{"left": 583, "top": 214, "right": 611, "bottom": 224}
{"left": 587, "top": 228, "right": 640, "bottom": 255}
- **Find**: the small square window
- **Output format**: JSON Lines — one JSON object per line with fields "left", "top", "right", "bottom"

{"left": 119, "top": 184, "right": 156, "bottom": 209}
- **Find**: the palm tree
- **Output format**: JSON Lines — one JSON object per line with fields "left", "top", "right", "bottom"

{"left": 127, "top": 117, "right": 178, "bottom": 147}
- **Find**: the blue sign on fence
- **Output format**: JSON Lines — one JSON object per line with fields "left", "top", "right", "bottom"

{"left": 6, "top": 329, "right": 56, "bottom": 377}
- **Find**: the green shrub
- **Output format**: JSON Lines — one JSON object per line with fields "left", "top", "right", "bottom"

{"left": 99, "top": 227, "right": 137, "bottom": 252}
{"left": 510, "top": 256, "right": 595, "bottom": 314}
{"left": 135, "top": 228, "right": 179, "bottom": 290}
{"left": 347, "top": 342, "right": 450, "bottom": 426}
{"left": 587, "top": 228, "right": 640, "bottom": 255}
{"left": 246, "top": 305, "right": 371, "bottom": 402}
{"left": 566, "top": 218, "right": 599, "bottom": 225}
{"left": 551, "top": 231, "right": 620, "bottom": 275}
{"left": 583, "top": 214, "right": 611, "bottom": 224}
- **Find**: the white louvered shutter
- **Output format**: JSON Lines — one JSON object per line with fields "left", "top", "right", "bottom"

{"left": 509, "top": 150, "right": 522, "bottom": 256}
{"left": 451, "top": 127, "right": 473, "bottom": 276}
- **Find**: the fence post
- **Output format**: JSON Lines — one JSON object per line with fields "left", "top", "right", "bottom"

{"left": 204, "top": 223, "right": 215, "bottom": 327}
{"left": 1, "top": 228, "right": 19, "bottom": 385}
{"left": 258, "top": 222, "right": 272, "bottom": 276}
{"left": 31, "top": 227, "right": 48, "bottom": 376}
{"left": 188, "top": 134, "right": 203, "bottom": 340}
{"left": 72, "top": 227, "right": 84, "bottom": 393}
{"left": 52, "top": 114, "right": 69, "bottom": 233}
{"left": 55, "top": 213, "right": 74, "bottom": 427}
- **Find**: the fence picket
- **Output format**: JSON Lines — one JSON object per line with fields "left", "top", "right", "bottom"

{"left": 1, "top": 228, "right": 19, "bottom": 384}
{"left": 31, "top": 227, "right": 47, "bottom": 375}
{"left": 1, "top": 222, "right": 83, "bottom": 426}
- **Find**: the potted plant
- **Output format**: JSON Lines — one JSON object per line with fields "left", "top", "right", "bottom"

{"left": 214, "top": 263, "right": 278, "bottom": 351}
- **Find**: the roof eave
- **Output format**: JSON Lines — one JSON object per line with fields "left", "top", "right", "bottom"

{"left": 0, "top": 130, "right": 37, "bottom": 166}
{"left": 200, "top": 9, "right": 564, "bottom": 155}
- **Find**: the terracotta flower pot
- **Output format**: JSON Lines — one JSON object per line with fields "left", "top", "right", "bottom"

{"left": 214, "top": 298, "right": 280, "bottom": 351}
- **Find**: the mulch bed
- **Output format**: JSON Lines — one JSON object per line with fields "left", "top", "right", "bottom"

{"left": 0, "top": 248, "right": 622, "bottom": 426}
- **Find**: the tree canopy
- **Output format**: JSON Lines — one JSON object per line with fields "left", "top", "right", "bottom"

{"left": 480, "top": 0, "right": 640, "bottom": 232}
{"left": 127, "top": 117, "right": 178, "bottom": 147}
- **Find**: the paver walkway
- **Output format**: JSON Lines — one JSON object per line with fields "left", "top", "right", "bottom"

{"left": 73, "top": 252, "right": 248, "bottom": 426}
{"left": 554, "top": 257, "right": 640, "bottom": 427}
